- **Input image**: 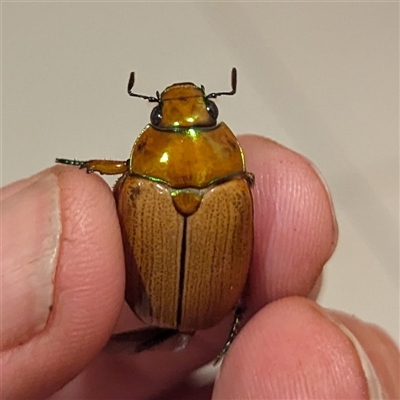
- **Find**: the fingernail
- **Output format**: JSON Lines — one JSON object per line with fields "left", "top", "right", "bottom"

{"left": 1, "top": 173, "right": 61, "bottom": 350}
{"left": 329, "top": 316, "right": 385, "bottom": 399}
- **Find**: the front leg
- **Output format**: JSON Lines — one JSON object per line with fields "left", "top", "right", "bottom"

{"left": 56, "top": 158, "right": 129, "bottom": 175}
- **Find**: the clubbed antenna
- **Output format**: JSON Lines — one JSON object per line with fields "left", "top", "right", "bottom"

{"left": 127, "top": 72, "right": 159, "bottom": 103}
{"left": 206, "top": 68, "right": 237, "bottom": 99}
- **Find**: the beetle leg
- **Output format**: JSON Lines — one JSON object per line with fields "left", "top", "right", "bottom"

{"left": 214, "top": 304, "right": 245, "bottom": 365}
{"left": 56, "top": 158, "right": 129, "bottom": 175}
{"left": 244, "top": 172, "right": 255, "bottom": 187}
{"left": 107, "top": 327, "right": 179, "bottom": 353}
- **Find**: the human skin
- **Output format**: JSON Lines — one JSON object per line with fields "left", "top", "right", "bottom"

{"left": 1, "top": 135, "right": 399, "bottom": 399}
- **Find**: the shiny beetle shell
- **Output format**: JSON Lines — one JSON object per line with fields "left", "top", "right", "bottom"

{"left": 115, "top": 80, "right": 253, "bottom": 332}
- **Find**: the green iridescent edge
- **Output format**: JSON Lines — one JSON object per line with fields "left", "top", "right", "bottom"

{"left": 134, "top": 171, "right": 248, "bottom": 192}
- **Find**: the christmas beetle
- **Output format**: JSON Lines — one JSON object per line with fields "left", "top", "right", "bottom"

{"left": 56, "top": 68, "right": 254, "bottom": 362}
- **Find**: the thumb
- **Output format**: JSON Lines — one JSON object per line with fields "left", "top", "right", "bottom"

{"left": 1, "top": 168, "right": 125, "bottom": 399}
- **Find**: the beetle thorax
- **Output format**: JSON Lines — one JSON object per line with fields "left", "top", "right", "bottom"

{"left": 158, "top": 84, "right": 216, "bottom": 128}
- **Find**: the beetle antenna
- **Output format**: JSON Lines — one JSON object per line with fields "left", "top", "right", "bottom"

{"left": 127, "top": 72, "right": 159, "bottom": 103}
{"left": 206, "top": 68, "right": 237, "bottom": 99}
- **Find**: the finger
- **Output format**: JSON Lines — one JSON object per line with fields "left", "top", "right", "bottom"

{"left": 330, "top": 311, "right": 400, "bottom": 398}
{"left": 1, "top": 167, "right": 125, "bottom": 399}
{"left": 0, "top": 169, "right": 52, "bottom": 201}
{"left": 52, "top": 365, "right": 216, "bottom": 400}
{"left": 213, "top": 297, "right": 399, "bottom": 399}
{"left": 51, "top": 315, "right": 232, "bottom": 400}
{"left": 52, "top": 134, "right": 339, "bottom": 399}
{"left": 240, "top": 135, "right": 338, "bottom": 309}
{"left": 157, "top": 380, "right": 214, "bottom": 400}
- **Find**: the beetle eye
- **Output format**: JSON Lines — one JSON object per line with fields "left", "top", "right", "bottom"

{"left": 150, "top": 105, "right": 162, "bottom": 125}
{"left": 206, "top": 99, "right": 219, "bottom": 120}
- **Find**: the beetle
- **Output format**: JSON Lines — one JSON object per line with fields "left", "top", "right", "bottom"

{"left": 56, "top": 68, "right": 254, "bottom": 361}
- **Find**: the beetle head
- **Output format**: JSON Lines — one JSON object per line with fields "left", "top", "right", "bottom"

{"left": 127, "top": 68, "right": 237, "bottom": 129}
{"left": 155, "top": 84, "right": 215, "bottom": 128}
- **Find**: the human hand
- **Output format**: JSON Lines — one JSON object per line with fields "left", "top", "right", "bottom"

{"left": 1, "top": 136, "right": 398, "bottom": 399}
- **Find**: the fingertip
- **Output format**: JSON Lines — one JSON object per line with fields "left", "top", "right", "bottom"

{"left": 51, "top": 165, "right": 125, "bottom": 342}
{"left": 2, "top": 166, "right": 125, "bottom": 399}
{"left": 328, "top": 311, "right": 400, "bottom": 399}
{"left": 214, "top": 297, "right": 369, "bottom": 399}
{"left": 238, "top": 135, "right": 338, "bottom": 307}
